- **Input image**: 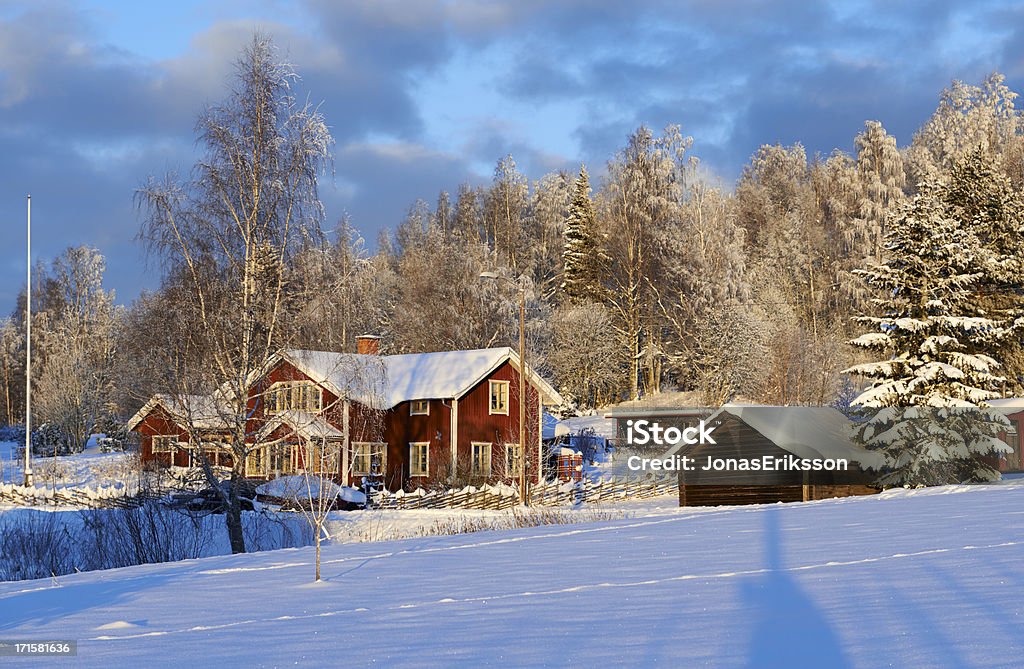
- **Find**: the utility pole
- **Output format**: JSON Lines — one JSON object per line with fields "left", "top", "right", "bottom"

{"left": 481, "top": 271, "right": 530, "bottom": 505}
{"left": 518, "top": 284, "right": 527, "bottom": 505}
{"left": 23, "top": 195, "right": 32, "bottom": 487}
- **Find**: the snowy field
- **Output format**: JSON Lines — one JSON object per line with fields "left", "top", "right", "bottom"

{"left": 2, "top": 482, "right": 1023, "bottom": 667}
{"left": 0, "top": 440, "right": 138, "bottom": 489}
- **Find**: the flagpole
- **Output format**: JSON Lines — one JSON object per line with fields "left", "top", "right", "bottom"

{"left": 23, "top": 195, "right": 32, "bottom": 487}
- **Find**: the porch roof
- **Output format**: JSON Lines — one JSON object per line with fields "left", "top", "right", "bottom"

{"left": 256, "top": 410, "right": 345, "bottom": 442}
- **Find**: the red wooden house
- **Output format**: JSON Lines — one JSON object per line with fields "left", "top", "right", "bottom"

{"left": 127, "top": 337, "right": 563, "bottom": 491}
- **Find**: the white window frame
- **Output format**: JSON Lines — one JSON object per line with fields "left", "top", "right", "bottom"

{"left": 267, "top": 443, "right": 295, "bottom": 475}
{"left": 265, "top": 381, "right": 323, "bottom": 415}
{"left": 352, "top": 442, "right": 388, "bottom": 476}
{"left": 409, "top": 442, "right": 430, "bottom": 477}
{"left": 306, "top": 439, "right": 342, "bottom": 475}
{"left": 410, "top": 400, "right": 430, "bottom": 416}
{"left": 197, "top": 441, "right": 228, "bottom": 468}
{"left": 471, "top": 442, "right": 492, "bottom": 477}
{"left": 505, "top": 443, "right": 521, "bottom": 477}
{"left": 489, "top": 380, "right": 510, "bottom": 415}
{"left": 152, "top": 434, "right": 176, "bottom": 454}
{"left": 245, "top": 446, "right": 268, "bottom": 477}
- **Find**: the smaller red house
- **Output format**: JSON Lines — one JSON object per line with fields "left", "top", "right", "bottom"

{"left": 127, "top": 338, "right": 563, "bottom": 491}
{"left": 985, "top": 398, "right": 1024, "bottom": 473}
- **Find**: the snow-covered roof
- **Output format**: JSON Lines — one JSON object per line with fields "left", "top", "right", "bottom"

{"left": 554, "top": 414, "right": 616, "bottom": 440}
{"left": 256, "top": 474, "right": 364, "bottom": 502}
{"left": 257, "top": 411, "right": 345, "bottom": 442}
{"left": 130, "top": 347, "right": 564, "bottom": 433}
{"left": 125, "top": 394, "right": 231, "bottom": 432}
{"left": 279, "top": 350, "right": 390, "bottom": 408}
{"left": 986, "top": 397, "right": 1024, "bottom": 416}
{"left": 711, "top": 404, "right": 886, "bottom": 469}
{"left": 281, "top": 346, "right": 563, "bottom": 409}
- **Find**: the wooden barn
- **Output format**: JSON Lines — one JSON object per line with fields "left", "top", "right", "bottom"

{"left": 675, "top": 405, "right": 883, "bottom": 507}
{"left": 127, "top": 337, "right": 563, "bottom": 491}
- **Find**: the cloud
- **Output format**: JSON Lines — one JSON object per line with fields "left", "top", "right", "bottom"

{"left": 329, "top": 140, "right": 475, "bottom": 235}
{"left": 0, "top": 0, "right": 1021, "bottom": 313}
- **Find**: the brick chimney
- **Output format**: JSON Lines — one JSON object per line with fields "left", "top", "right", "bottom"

{"left": 356, "top": 335, "right": 380, "bottom": 355}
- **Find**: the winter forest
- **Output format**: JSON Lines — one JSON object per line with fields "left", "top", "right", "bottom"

{"left": 2, "top": 39, "right": 1024, "bottom": 461}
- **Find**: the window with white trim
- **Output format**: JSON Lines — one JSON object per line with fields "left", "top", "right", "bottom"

{"left": 410, "top": 400, "right": 430, "bottom": 416}
{"left": 152, "top": 435, "right": 176, "bottom": 454}
{"left": 489, "top": 381, "right": 509, "bottom": 415}
{"left": 199, "top": 441, "right": 227, "bottom": 468}
{"left": 352, "top": 442, "right": 387, "bottom": 476}
{"left": 409, "top": 442, "right": 429, "bottom": 476}
{"left": 268, "top": 444, "right": 295, "bottom": 475}
{"left": 265, "top": 381, "right": 322, "bottom": 414}
{"left": 505, "top": 443, "right": 521, "bottom": 477}
{"left": 307, "top": 440, "right": 342, "bottom": 474}
{"left": 471, "top": 442, "right": 492, "bottom": 477}
{"left": 245, "top": 446, "right": 267, "bottom": 477}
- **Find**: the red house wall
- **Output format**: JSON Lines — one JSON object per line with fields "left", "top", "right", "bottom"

{"left": 998, "top": 410, "right": 1023, "bottom": 472}
{"left": 135, "top": 408, "right": 191, "bottom": 468}
{"left": 381, "top": 399, "right": 452, "bottom": 489}
{"left": 455, "top": 360, "right": 540, "bottom": 483}
{"left": 246, "top": 360, "right": 336, "bottom": 439}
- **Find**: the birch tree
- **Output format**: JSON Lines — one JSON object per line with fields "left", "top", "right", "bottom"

{"left": 32, "top": 247, "right": 118, "bottom": 451}
{"left": 138, "top": 35, "right": 332, "bottom": 554}
{"left": 599, "top": 126, "right": 694, "bottom": 399}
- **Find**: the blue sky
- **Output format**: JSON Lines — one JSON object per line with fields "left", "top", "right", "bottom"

{"left": 1, "top": 0, "right": 1022, "bottom": 312}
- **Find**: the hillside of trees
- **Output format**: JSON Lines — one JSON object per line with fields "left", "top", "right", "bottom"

{"left": 3, "top": 66, "right": 1024, "bottom": 450}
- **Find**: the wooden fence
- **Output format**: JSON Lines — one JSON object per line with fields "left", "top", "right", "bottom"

{"left": 370, "top": 475, "right": 678, "bottom": 511}
{"left": 371, "top": 483, "right": 522, "bottom": 510}
{"left": 0, "top": 483, "right": 160, "bottom": 509}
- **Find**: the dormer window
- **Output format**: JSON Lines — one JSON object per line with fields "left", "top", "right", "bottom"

{"left": 265, "top": 381, "right": 322, "bottom": 414}
{"left": 410, "top": 400, "right": 430, "bottom": 416}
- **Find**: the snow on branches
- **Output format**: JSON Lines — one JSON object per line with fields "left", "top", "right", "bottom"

{"left": 844, "top": 171, "right": 1020, "bottom": 485}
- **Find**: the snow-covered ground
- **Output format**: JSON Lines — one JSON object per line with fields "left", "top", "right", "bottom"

{"left": 2, "top": 482, "right": 1022, "bottom": 667}
{"left": 0, "top": 440, "right": 138, "bottom": 489}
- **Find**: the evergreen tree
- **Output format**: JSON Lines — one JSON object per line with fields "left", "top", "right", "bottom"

{"left": 560, "top": 165, "right": 608, "bottom": 303}
{"left": 946, "top": 148, "right": 1024, "bottom": 391}
{"left": 844, "top": 180, "right": 1013, "bottom": 485}
{"left": 946, "top": 147, "right": 1024, "bottom": 287}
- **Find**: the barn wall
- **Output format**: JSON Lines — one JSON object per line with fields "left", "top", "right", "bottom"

{"left": 678, "top": 484, "right": 879, "bottom": 507}
{"left": 676, "top": 413, "right": 878, "bottom": 506}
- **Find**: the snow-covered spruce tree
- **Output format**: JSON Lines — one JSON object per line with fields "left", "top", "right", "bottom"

{"left": 844, "top": 180, "right": 1013, "bottom": 485}
{"left": 560, "top": 165, "right": 608, "bottom": 303}
{"left": 945, "top": 148, "right": 1024, "bottom": 392}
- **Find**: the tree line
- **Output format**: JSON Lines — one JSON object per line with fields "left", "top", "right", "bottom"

{"left": 2, "top": 42, "right": 1024, "bottom": 454}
